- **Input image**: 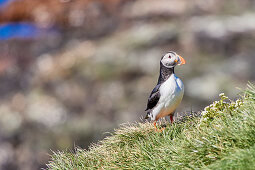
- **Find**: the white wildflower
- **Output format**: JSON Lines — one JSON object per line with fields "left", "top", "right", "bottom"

{"left": 219, "top": 93, "right": 225, "bottom": 97}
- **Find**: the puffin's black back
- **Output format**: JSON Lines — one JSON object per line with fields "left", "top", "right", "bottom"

{"left": 145, "top": 59, "right": 175, "bottom": 114}
{"left": 157, "top": 61, "right": 174, "bottom": 84}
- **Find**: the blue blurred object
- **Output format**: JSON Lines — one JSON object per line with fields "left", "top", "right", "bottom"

{"left": 0, "top": 0, "right": 14, "bottom": 7}
{"left": 0, "top": 0, "right": 9, "bottom": 5}
{"left": 0, "top": 22, "right": 41, "bottom": 40}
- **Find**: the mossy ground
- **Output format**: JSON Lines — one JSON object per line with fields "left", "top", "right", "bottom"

{"left": 47, "top": 84, "right": 255, "bottom": 170}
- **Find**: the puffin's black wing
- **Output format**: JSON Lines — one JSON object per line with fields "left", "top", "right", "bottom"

{"left": 145, "top": 84, "right": 161, "bottom": 111}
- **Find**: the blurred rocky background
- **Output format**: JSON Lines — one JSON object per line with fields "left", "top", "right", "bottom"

{"left": 0, "top": 0, "right": 255, "bottom": 169}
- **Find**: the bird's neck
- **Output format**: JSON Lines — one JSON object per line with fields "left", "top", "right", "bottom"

{"left": 157, "top": 63, "right": 174, "bottom": 84}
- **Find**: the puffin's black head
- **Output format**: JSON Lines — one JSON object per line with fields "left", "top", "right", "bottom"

{"left": 160, "top": 51, "right": 186, "bottom": 68}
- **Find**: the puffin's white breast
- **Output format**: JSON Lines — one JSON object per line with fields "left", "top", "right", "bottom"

{"left": 151, "top": 74, "right": 184, "bottom": 121}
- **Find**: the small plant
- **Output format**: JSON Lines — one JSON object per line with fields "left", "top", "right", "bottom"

{"left": 201, "top": 93, "right": 244, "bottom": 122}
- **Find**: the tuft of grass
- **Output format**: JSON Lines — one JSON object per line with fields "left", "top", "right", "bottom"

{"left": 47, "top": 83, "right": 255, "bottom": 169}
{"left": 207, "top": 145, "right": 255, "bottom": 170}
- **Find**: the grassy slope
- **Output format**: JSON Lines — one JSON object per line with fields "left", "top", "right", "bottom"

{"left": 47, "top": 84, "right": 255, "bottom": 170}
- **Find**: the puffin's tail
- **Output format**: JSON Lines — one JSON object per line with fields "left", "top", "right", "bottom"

{"left": 144, "top": 111, "right": 150, "bottom": 120}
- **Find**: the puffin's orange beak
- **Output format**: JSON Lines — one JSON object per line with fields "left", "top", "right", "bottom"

{"left": 178, "top": 55, "right": 186, "bottom": 65}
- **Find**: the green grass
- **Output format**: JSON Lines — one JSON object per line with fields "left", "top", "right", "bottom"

{"left": 47, "top": 84, "right": 255, "bottom": 169}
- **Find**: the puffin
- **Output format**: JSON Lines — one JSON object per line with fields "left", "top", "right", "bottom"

{"left": 145, "top": 51, "right": 186, "bottom": 131}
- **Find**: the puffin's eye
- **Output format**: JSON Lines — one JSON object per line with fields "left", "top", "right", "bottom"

{"left": 168, "top": 55, "right": 171, "bottom": 58}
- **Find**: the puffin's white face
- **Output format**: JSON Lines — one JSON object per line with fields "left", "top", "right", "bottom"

{"left": 160, "top": 51, "right": 186, "bottom": 68}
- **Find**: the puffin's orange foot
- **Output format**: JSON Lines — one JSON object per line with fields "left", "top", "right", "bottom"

{"left": 170, "top": 114, "right": 174, "bottom": 124}
{"left": 153, "top": 122, "right": 165, "bottom": 132}
{"left": 157, "top": 127, "right": 165, "bottom": 132}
